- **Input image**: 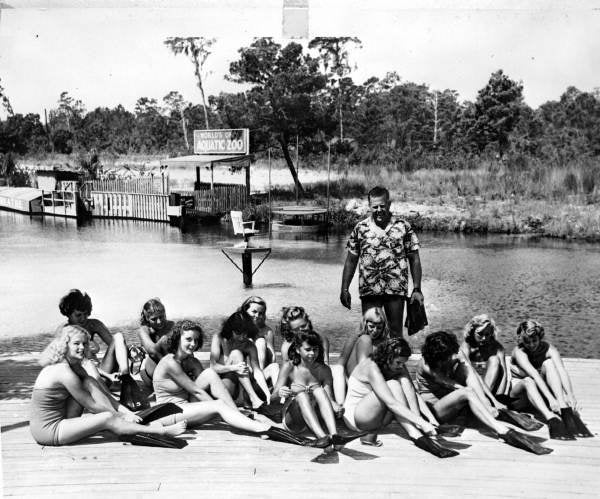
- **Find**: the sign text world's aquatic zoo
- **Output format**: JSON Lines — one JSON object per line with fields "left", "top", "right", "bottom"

{"left": 193, "top": 129, "right": 249, "bottom": 155}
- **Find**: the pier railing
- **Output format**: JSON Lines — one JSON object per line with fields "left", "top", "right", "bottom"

{"left": 83, "top": 176, "right": 169, "bottom": 196}
{"left": 90, "top": 191, "right": 169, "bottom": 221}
{"left": 175, "top": 183, "right": 247, "bottom": 216}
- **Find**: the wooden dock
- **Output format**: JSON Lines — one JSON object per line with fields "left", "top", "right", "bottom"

{"left": 1, "top": 353, "right": 599, "bottom": 498}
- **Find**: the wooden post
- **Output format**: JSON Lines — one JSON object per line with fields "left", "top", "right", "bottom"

{"left": 242, "top": 249, "right": 252, "bottom": 286}
{"left": 326, "top": 141, "right": 331, "bottom": 228}
{"left": 210, "top": 163, "right": 214, "bottom": 214}
{"left": 245, "top": 161, "right": 250, "bottom": 206}
{"left": 295, "top": 134, "right": 299, "bottom": 203}
{"left": 196, "top": 166, "right": 201, "bottom": 190}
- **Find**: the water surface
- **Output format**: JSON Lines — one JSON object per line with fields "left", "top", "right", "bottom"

{"left": 1, "top": 210, "right": 599, "bottom": 358}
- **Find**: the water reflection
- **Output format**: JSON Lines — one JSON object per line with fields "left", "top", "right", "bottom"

{"left": 1, "top": 211, "right": 600, "bottom": 358}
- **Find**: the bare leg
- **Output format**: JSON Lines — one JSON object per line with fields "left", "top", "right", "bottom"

{"left": 383, "top": 298, "right": 405, "bottom": 339}
{"left": 193, "top": 368, "right": 236, "bottom": 408}
{"left": 433, "top": 387, "right": 507, "bottom": 435}
{"left": 294, "top": 392, "right": 328, "bottom": 438}
{"left": 263, "top": 363, "right": 280, "bottom": 386}
{"left": 541, "top": 360, "right": 568, "bottom": 408}
{"left": 399, "top": 376, "right": 420, "bottom": 413}
{"left": 57, "top": 411, "right": 186, "bottom": 445}
{"left": 255, "top": 338, "right": 268, "bottom": 370}
{"left": 98, "top": 333, "right": 129, "bottom": 375}
{"left": 331, "top": 364, "right": 347, "bottom": 405}
{"left": 312, "top": 386, "right": 338, "bottom": 435}
{"left": 166, "top": 399, "right": 270, "bottom": 433}
{"left": 484, "top": 356, "right": 502, "bottom": 392}
{"left": 510, "top": 378, "right": 555, "bottom": 421}
{"left": 385, "top": 380, "right": 422, "bottom": 439}
{"left": 229, "top": 349, "right": 263, "bottom": 408}
{"left": 458, "top": 364, "right": 495, "bottom": 413}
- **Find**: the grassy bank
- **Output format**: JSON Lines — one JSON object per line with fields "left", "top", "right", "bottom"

{"left": 14, "top": 153, "right": 600, "bottom": 240}
{"left": 248, "top": 158, "right": 600, "bottom": 240}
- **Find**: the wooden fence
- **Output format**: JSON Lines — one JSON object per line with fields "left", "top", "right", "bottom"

{"left": 83, "top": 175, "right": 169, "bottom": 195}
{"left": 41, "top": 184, "right": 79, "bottom": 218}
{"left": 175, "top": 183, "right": 247, "bottom": 215}
{"left": 90, "top": 191, "right": 169, "bottom": 221}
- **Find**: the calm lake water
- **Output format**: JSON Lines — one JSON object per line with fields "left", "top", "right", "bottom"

{"left": 2, "top": 210, "right": 600, "bottom": 358}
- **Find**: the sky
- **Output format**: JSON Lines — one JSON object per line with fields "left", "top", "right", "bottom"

{"left": 1, "top": 0, "right": 600, "bottom": 119}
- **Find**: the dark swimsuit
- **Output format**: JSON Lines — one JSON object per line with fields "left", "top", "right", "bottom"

{"left": 526, "top": 341, "right": 550, "bottom": 370}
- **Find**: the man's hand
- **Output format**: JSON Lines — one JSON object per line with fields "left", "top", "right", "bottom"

{"left": 410, "top": 289, "right": 424, "bottom": 306}
{"left": 340, "top": 289, "right": 351, "bottom": 309}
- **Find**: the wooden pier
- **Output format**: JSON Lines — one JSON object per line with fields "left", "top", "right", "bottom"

{"left": 1, "top": 354, "right": 599, "bottom": 498}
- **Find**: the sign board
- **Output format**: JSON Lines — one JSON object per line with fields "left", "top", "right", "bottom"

{"left": 193, "top": 129, "right": 249, "bottom": 155}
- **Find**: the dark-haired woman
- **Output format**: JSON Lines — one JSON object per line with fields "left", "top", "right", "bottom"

{"left": 270, "top": 330, "right": 343, "bottom": 447}
{"left": 58, "top": 289, "right": 129, "bottom": 380}
{"left": 210, "top": 311, "right": 271, "bottom": 409}
{"left": 279, "top": 306, "right": 330, "bottom": 364}
{"left": 153, "top": 320, "right": 276, "bottom": 433}
{"left": 341, "top": 338, "right": 458, "bottom": 457}
{"left": 417, "top": 331, "right": 553, "bottom": 455}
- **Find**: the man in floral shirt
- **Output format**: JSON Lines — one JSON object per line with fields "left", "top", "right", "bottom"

{"left": 340, "top": 186, "right": 424, "bottom": 337}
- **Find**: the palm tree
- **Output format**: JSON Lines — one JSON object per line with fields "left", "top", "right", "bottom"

{"left": 164, "top": 37, "right": 216, "bottom": 129}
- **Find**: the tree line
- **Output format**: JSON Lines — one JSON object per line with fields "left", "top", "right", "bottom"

{"left": 1, "top": 37, "right": 600, "bottom": 193}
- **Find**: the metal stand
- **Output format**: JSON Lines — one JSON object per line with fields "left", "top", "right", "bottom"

{"left": 221, "top": 247, "right": 272, "bottom": 286}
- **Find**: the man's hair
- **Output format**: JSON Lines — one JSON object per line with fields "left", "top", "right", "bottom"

{"left": 421, "top": 331, "right": 459, "bottom": 370}
{"left": 368, "top": 186, "right": 390, "bottom": 203}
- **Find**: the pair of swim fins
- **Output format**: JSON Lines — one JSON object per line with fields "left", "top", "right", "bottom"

{"left": 120, "top": 432, "right": 188, "bottom": 449}
{"left": 560, "top": 408, "right": 594, "bottom": 438}
{"left": 497, "top": 408, "right": 544, "bottom": 431}
{"left": 119, "top": 403, "right": 187, "bottom": 449}
{"left": 261, "top": 427, "right": 365, "bottom": 449}
{"left": 414, "top": 436, "right": 459, "bottom": 458}
{"left": 135, "top": 402, "right": 183, "bottom": 425}
{"left": 500, "top": 429, "right": 553, "bottom": 455}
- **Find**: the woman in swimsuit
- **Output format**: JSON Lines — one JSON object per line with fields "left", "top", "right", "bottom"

{"left": 342, "top": 338, "right": 460, "bottom": 457}
{"left": 239, "top": 296, "right": 279, "bottom": 384}
{"left": 152, "top": 320, "right": 279, "bottom": 434}
{"left": 137, "top": 298, "right": 174, "bottom": 385}
{"left": 511, "top": 320, "right": 591, "bottom": 438}
{"left": 332, "top": 307, "right": 390, "bottom": 405}
{"left": 460, "top": 314, "right": 511, "bottom": 397}
{"left": 29, "top": 325, "right": 186, "bottom": 446}
{"left": 58, "top": 289, "right": 130, "bottom": 382}
{"left": 279, "top": 306, "right": 330, "bottom": 364}
{"left": 417, "top": 331, "right": 553, "bottom": 454}
{"left": 270, "top": 329, "right": 344, "bottom": 447}
{"left": 210, "top": 311, "right": 271, "bottom": 409}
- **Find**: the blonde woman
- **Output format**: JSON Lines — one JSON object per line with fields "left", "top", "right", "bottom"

{"left": 332, "top": 307, "right": 390, "bottom": 404}
{"left": 29, "top": 325, "right": 186, "bottom": 446}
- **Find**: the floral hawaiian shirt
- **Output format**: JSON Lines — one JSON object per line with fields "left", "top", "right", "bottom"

{"left": 347, "top": 216, "right": 420, "bottom": 297}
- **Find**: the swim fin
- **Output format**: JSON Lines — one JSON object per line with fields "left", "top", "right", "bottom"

{"left": 261, "top": 427, "right": 309, "bottom": 446}
{"left": 331, "top": 431, "right": 367, "bottom": 447}
{"left": 304, "top": 436, "right": 333, "bottom": 448}
{"left": 497, "top": 408, "right": 544, "bottom": 431}
{"left": 436, "top": 424, "right": 464, "bottom": 437}
{"left": 547, "top": 417, "right": 575, "bottom": 440}
{"left": 561, "top": 408, "right": 594, "bottom": 438}
{"left": 500, "top": 429, "right": 553, "bottom": 455}
{"left": 414, "top": 436, "right": 459, "bottom": 458}
{"left": 136, "top": 402, "right": 183, "bottom": 425}
{"left": 120, "top": 432, "right": 188, "bottom": 449}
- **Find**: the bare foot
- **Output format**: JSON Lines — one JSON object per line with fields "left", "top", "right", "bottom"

{"left": 164, "top": 420, "right": 187, "bottom": 437}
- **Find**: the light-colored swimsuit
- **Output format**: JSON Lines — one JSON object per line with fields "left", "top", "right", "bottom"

{"left": 153, "top": 377, "right": 189, "bottom": 404}
{"left": 30, "top": 386, "right": 74, "bottom": 446}
{"left": 343, "top": 375, "right": 373, "bottom": 431}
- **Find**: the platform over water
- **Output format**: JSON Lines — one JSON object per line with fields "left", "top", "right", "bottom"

{"left": 2, "top": 354, "right": 600, "bottom": 498}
